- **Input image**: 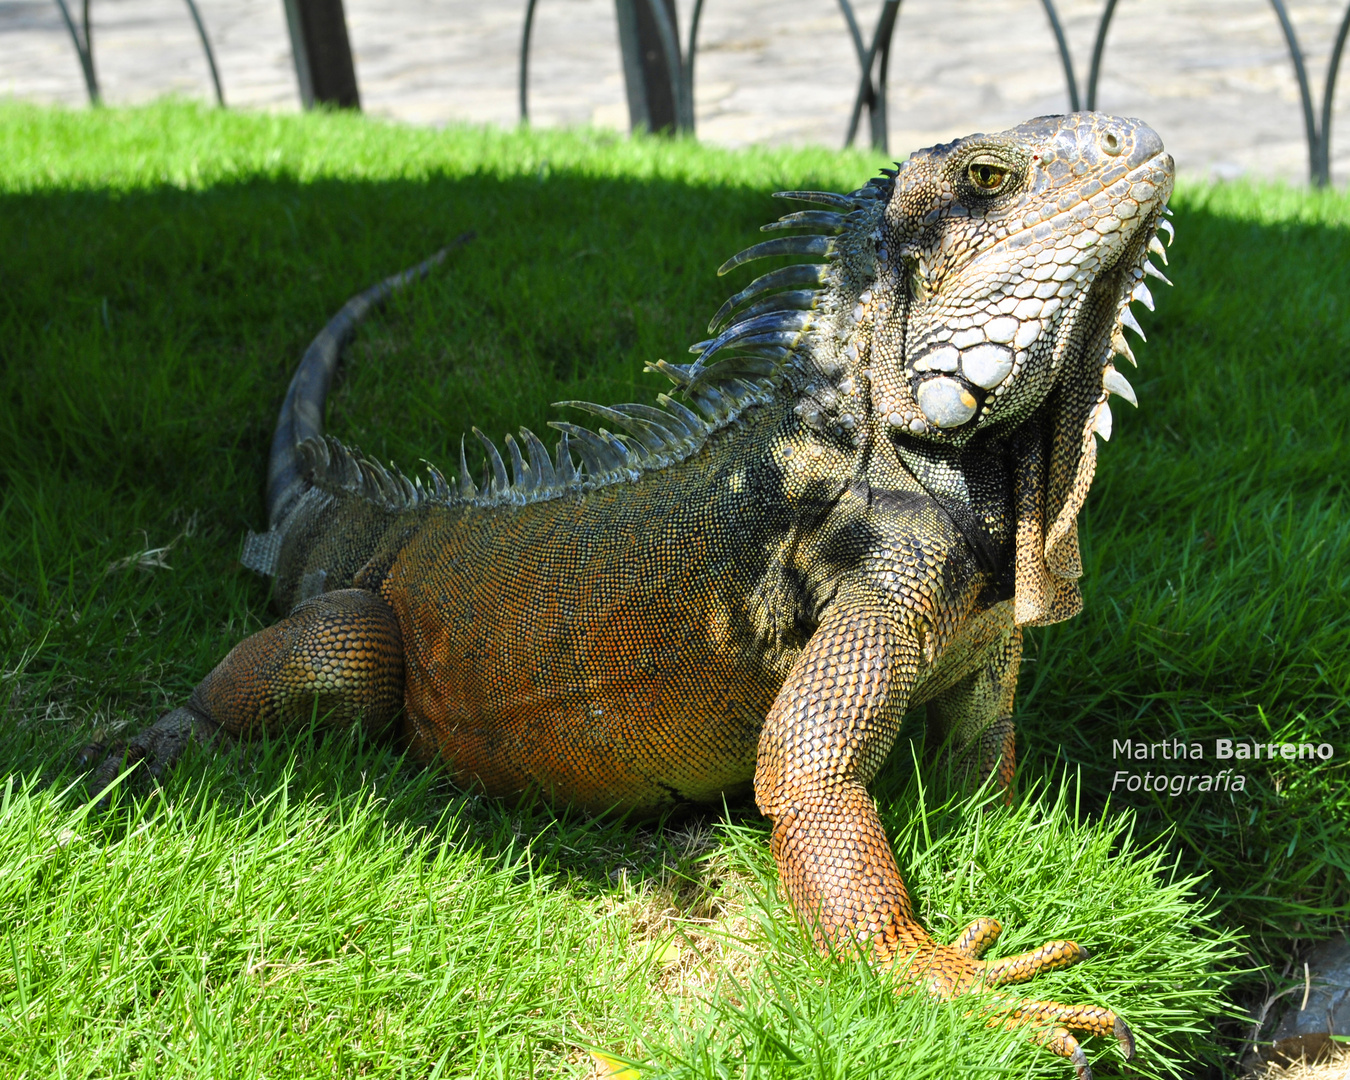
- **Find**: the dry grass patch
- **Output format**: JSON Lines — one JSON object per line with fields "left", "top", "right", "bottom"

{"left": 1250, "top": 1044, "right": 1350, "bottom": 1080}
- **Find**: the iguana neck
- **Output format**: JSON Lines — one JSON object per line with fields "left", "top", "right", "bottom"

{"left": 878, "top": 431, "right": 1015, "bottom": 581}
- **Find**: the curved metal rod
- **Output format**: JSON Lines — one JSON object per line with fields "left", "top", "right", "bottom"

{"left": 835, "top": 0, "right": 868, "bottom": 68}
{"left": 683, "top": 0, "right": 706, "bottom": 126}
{"left": 840, "top": 0, "right": 874, "bottom": 145}
{"left": 519, "top": 0, "right": 539, "bottom": 122}
{"left": 871, "top": 1, "right": 900, "bottom": 152}
{"left": 52, "top": 0, "right": 99, "bottom": 104}
{"left": 843, "top": 22, "right": 878, "bottom": 147}
{"left": 1038, "top": 0, "right": 1080, "bottom": 111}
{"left": 1320, "top": 0, "right": 1350, "bottom": 185}
{"left": 81, "top": 0, "right": 94, "bottom": 94}
{"left": 1086, "top": 0, "right": 1120, "bottom": 111}
{"left": 644, "top": 0, "right": 692, "bottom": 131}
{"left": 182, "top": 0, "right": 224, "bottom": 106}
{"left": 844, "top": 0, "right": 901, "bottom": 150}
{"left": 1268, "top": 0, "right": 1321, "bottom": 183}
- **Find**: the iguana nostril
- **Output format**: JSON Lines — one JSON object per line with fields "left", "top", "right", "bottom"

{"left": 1103, "top": 130, "right": 1123, "bottom": 156}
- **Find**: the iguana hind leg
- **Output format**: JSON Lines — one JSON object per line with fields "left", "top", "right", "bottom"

{"left": 87, "top": 589, "right": 404, "bottom": 790}
{"left": 753, "top": 596, "right": 1131, "bottom": 1078}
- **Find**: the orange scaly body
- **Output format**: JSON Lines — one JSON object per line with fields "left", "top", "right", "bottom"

{"left": 384, "top": 419, "right": 788, "bottom": 810}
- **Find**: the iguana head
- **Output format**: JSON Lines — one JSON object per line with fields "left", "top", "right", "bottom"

{"left": 703, "top": 113, "right": 1172, "bottom": 452}
{"left": 861, "top": 112, "right": 1173, "bottom": 445}
{"left": 704, "top": 113, "right": 1174, "bottom": 625}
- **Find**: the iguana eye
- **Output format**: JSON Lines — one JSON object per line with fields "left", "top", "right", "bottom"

{"left": 968, "top": 161, "right": 1009, "bottom": 191}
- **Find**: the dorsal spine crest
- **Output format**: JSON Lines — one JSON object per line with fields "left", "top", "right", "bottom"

{"left": 302, "top": 179, "right": 897, "bottom": 512}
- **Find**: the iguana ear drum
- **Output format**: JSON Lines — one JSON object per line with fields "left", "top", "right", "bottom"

{"left": 915, "top": 377, "right": 978, "bottom": 428}
{"left": 910, "top": 339, "right": 1021, "bottom": 428}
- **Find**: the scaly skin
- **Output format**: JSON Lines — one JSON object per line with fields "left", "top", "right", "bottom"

{"left": 88, "top": 113, "right": 1174, "bottom": 1079}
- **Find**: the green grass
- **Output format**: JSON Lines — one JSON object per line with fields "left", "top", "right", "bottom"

{"left": 2, "top": 749, "right": 1231, "bottom": 1079}
{"left": 1, "top": 99, "right": 1346, "bottom": 1078}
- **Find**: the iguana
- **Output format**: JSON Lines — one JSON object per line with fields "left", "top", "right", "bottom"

{"left": 87, "top": 112, "right": 1175, "bottom": 1079}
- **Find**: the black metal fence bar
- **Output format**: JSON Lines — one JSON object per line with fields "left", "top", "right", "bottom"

{"left": 52, "top": 0, "right": 98, "bottom": 104}
{"left": 644, "top": 0, "right": 694, "bottom": 131}
{"left": 53, "top": 0, "right": 224, "bottom": 108}
{"left": 842, "top": 0, "right": 901, "bottom": 152}
{"left": 835, "top": 0, "right": 868, "bottom": 75}
{"left": 1323, "top": 3, "right": 1350, "bottom": 182}
{"left": 1039, "top": 0, "right": 1081, "bottom": 111}
{"left": 1270, "top": 0, "right": 1322, "bottom": 181}
{"left": 1085, "top": 0, "right": 1121, "bottom": 110}
{"left": 183, "top": 0, "right": 226, "bottom": 106}
{"left": 613, "top": 0, "right": 681, "bottom": 132}
{"left": 683, "top": 0, "right": 707, "bottom": 127}
{"left": 280, "top": 0, "right": 360, "bottom": 109}
{"left": 519, "top": 0, "right": 537, "bottom": 122}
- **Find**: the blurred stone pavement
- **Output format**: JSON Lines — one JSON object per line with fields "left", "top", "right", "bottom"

{"left": 2, "top": 0, "right": 1348, "bottom": 184}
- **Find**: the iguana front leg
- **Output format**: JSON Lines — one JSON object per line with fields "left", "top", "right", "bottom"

{"left": 86, "top": 589, "right": 404, "bottom": 790}
{"left": 753, "top": 591, "right": 1132, "bottom": 1078}
{"left": 926, "top": 618, "right": 1022, "bottom": 801}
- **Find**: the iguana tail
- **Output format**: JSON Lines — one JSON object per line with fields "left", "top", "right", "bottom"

{"left": 241, "top": 234, "right": 473, "bottom": 604}
{"left": 265, "top": 234, "right": 473, "bottom": 528}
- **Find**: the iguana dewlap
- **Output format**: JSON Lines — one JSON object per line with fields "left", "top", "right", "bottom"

{"left": 90, "top": 113, "right": 1175, "bottom": 1080}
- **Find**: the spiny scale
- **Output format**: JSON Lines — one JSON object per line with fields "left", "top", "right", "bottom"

{"left": 709, "top": 263, "right": 832, "bottom": 333}
{"left": 717, "top": 235, "right": 837, "bottom": 274}
{"left": 1102, "top": 365, "right": 1137, "bottom": 407}
{"left": 771, "top": 189, "right": 867, "bottom": 210}
{"left": 690, "top": 309, "right": 817, "bottom": 370}
{"left": 1111, "top": 326, "right": 1137, "bottom": 367}
{"left": 473, "top": 427, "right": 509, "bottom": 495}
{"left": 1092, "top": 398, "right": 1113, "bottom": 441}
{"left": 1143, "top": 261, "right": 1171, "bottom": 285}
{"left": 458, "top": 436, "right": 477, "bottom": 500}
{"left": 760, "top": 210, "right": 849, "bottom": 233}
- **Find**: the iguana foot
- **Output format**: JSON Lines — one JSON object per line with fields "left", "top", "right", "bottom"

{"left": 996, "top": 1001, "right": 1135, "bottom": 1080}
{"left": 78, "top": 589, "right": 404, "bottom": 805}
{"left": 79, "top": 706, "right": 220, "bottom": 798}
{"left": 949, "top": 916, "right": 1088, "bottom": 985}
{"left": 907, "top": 922, "right": 1133, "bottom": 1079}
